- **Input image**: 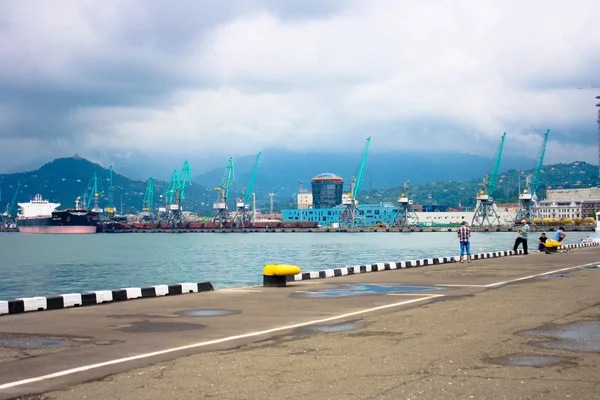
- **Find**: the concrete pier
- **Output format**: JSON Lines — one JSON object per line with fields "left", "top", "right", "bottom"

{"left": 0, "top": 246, "right": 599, "bottom": 399}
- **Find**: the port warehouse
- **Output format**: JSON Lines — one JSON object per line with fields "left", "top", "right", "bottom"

{"left": 283, "top": 203, "right": 486, "bottom": 228}
{"left": 281, "top": 172, "right": 515, "bottom": 228}
{"left": 281, "top": 173, "right": 599, "bottom": 228}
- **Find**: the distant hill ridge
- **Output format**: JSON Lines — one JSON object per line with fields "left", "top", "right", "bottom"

{"left": 0, "top": 155, "right": 596, "bottom": 214}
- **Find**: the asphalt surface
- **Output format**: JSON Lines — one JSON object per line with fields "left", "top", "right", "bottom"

{"left": 1, "top": 247, "right": 599, "bottom": 400}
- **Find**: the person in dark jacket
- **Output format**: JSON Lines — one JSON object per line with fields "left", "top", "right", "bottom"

{"left": 538, "top": 232, "right": 547, "bottom": 252}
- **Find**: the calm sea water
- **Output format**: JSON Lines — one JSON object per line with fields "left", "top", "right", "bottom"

{"left": 0, "top": 231, "right": 593, "bottom": 300}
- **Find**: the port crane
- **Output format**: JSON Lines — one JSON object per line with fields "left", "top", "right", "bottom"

{"left": 106, "top": 166, "right": 116, "bottom": 217}
{"left": 141, "top": 177, "right": 155, "bottom": 221}
{"left": 1, "top": 182, "right": 21, "bottom": 228}
{"left": 392, "top": 180, "right": 419, "bottom": 228}
{"left": 471, "top": 132, "right": 506, "bottom": 227}
{"left": 213, "top": 157, "right": 235, "bottom": 228}
{"left": 339, "top": 137, "right": 371, "bottom": 228}
{"left": 159, "top": 161, "right": 191, "bottom": 225}
{"left": 232, "top": 152, "right": 261, "bottom": 228}
{"left": 81, "top": 173, "right": 104, "bottom": 212}
{"left": 576, "top": 86, "right": 600, "bottom": 186}
{"left": 515, "top": 129, "right": 550, "bottom": 223}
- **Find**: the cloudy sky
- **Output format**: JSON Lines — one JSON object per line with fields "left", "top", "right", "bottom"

{"left": 0, "top": 0, "right": 599, "bottom": 174}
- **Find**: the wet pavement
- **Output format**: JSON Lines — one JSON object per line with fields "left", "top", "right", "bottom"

{"left": 522, "top": 321, "right": 600, "bottom": 352}
{"left": 490, "top": 354, "right": 572, "bottom": 367}
{"left": 0, "top": 246, "right": 599, "bottom": 399}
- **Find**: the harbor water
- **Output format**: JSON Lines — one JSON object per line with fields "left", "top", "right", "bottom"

{"left": 0, "top": 231, "right": 593, "bottom": 300}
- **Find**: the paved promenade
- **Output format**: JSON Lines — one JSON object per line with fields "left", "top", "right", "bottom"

{"left": 1, "top": 247, "right": 599, "bottom": 399}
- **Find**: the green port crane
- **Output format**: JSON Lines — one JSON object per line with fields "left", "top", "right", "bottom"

{"left": 213, "top": 157, "right": 235, "bottom": 228}
{"left": 471, "top": 132, "right": 506, "bottom": 227}
{"left": 516, "top": 129, "right": 550, "bottom": 224}
{"left": 106, "top": 166, "right": 116, "bottom": 217}
{"left": 159, "top": 161, "right": 192, "bottom": 225}
{"left": 233, "top": 152, "right": 261, "bottom": 228}
{"left": 339, "top": 137, "right": 371, "bottom": 228}
{"left": 81, "top": 173, "right": 104, "bottom": 211}
{"left": 142, "top": 177, "right": 155, "bottom": 221}
{"left": 2, "top": 182, "right": 21, "bottom": 228}
{"left": 392, "top": 179, "right": 419, "bottom": 228}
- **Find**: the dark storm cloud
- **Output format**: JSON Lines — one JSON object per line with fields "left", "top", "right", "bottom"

{"left": 0, "top": 0, "right": 349, "bottom": 145}
{"left": 0, "top": 0, "right": 599, "bottom": 173}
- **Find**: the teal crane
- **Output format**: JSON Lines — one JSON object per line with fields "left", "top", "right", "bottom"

{"left": 392, "top": 179, "right": 419, "bottom": 228}
{"left": 81, "top": 173, "right": 103, "bottom": 211}
{"left": 142, "top": 177, "right": 155, "bottom": 220}
{"left": 472, "top": 132, "right": 506, "bottom": 227}
{"left": 340, "top": 137, "right": 371, "bottom": 228}
{"left": 531, "top": 129, "right": 550, "bottom": 198}
{"left": 2, "top": 182, "right": 21, "bottom": 227}
{"left": 106, "top": 166, "right": 116, "bottom": 217}
{"left": 516, "top": 129, "right": 550, "bottom": 224}
{"left": 159, "top": 161, "right": 192, "bottom": 225}
{"left": 233, "top": 152, "right": 261, "bottom": 227}
{"left": 213, "top": 157, "right": 235, "bottom": 227}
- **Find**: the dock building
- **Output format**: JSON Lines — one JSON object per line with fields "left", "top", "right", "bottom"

{"left": 311, "top": 173, "right": 343, "bottom": 209}
{"left": 282, "top": 172, "right": 515, "bottom": 227}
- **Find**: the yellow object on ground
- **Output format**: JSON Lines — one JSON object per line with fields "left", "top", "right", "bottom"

{"left": 545, "top": 240, "right": 563, "bottom": 248}
{"left": 263, "top": 264, "right": 301, "bottom": 276}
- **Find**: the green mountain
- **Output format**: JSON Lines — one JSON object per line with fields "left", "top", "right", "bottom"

{"left": 0, "top": 156, "right": 214, "bottom": 215}
{"left": 1, "top": 157, "right": 597, "bottom": 216}
{"left": 366, "top": 161, "right": 598, "bottom": 209}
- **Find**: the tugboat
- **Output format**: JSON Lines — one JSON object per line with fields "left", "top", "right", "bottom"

{"left": 17, "top": 195, "right": 99, "bottom": 234}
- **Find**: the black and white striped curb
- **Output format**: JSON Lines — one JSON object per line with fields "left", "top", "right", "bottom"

{"left": 0, "top": 281, "right": 214, "bottom": 316}
{"left": 287, "top": 241, "right": 599, "bottom": 282}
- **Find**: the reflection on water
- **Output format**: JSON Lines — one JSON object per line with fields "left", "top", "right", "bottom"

{"left": 0, "top": 231, "right": 592, "bottom": 299}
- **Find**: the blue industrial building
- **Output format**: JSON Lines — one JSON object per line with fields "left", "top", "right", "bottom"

{"left": 283, "top": 202, "right": 400, "bottom": 226}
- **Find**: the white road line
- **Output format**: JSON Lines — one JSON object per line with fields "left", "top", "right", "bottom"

{"left": 484, "top": 263, "right": 597, "bottom": 287}
{"left": 435, "top": 284, "right": 488, "bottom": 287}
{"left": 386, "top": 293, "right": 444, "bottom": 296}
{"left": 0, "top": 295, "right": 443, "bottom": 391}
{"left": 435, "top": 261, "right": 599, "bottom": 288}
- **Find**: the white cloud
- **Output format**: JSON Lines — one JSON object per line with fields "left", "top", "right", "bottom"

{"left": 0, "top": 0, "right": 599, "bottom": 173}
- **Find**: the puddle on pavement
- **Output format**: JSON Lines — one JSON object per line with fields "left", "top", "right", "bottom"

{"left": 294, "top": 283, "right": 442, "bottom": 298}
{"left": 491, "top": 354, "right": 570, "bottom": 367}
{"left": 118, "top": 321, "right": 207, "bottom": 333}
{"left": 177, "top": 309, "right": 240, "bottom": 317}
{"left": 583, "top": 265, "right": 599, "bottom": 269}
{"left": 521, "top": 321, "right": 600, "bottom": 352}
{"left": 541, "top": 273, "right": 573, "bottom": 279}
{"left": 0, "top": 335, "right": 76, "bottom": 349}
{"left": 300, "top": 321, "right": 364, "bottom": 334}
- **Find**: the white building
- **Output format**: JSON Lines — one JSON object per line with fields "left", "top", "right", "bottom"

{"left": 538, "top": 188, "right": 600, "bottom": 220}
{"left": 297, "top": 191, "right": 313, "bottom": 209}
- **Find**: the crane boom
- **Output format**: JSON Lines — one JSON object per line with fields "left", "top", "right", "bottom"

{"left": 142, "top": 177, "right": 154, "bottom": 212}
{"left": 179, "top": 161, "right": 191, "bottom": 200}
{"left": 84, "top": 173, "right": 103, "bottom": 210}
{"left": 352, "top": 137, "right": 371, "bottom": 198}
{"left": 6, "top": 182, "right": 21, "bottom": 216}
{"left": 243, "top": 152, "right": 261, "bottom": 206}
{"left": 531, "top": 129, "right": 550, "bottom": 195}
{"left": 221, "top": 157, "right": 235, "bottom": 201}
{"left": 164, "top": 170, "right": 180, "bottom": 204}
{"left": 487, "top": 132, "right": 506, "bottom": 196}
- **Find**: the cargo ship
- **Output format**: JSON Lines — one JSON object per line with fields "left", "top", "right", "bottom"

{"left": 17, "top": 194, "right": 99, "bottom": 234}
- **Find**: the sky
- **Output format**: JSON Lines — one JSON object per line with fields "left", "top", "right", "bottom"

{"left": 0, "top": 0, "right": 599, "bottom": 174}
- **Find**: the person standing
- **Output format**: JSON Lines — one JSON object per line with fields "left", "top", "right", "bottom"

{"left": 538, "top": 232, "right": 547, "bottom": 252}
{"left": 514, "top": 219, "right": 529, "bottom": 255}
{"left": 457, "top": 220, "right": 471, "bottom": 263}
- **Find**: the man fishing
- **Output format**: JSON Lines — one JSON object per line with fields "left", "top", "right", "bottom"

{"left": 514, "top": 219, "right": 529, "bottom": 255}
{"left": 457, "top": 220, "right": 471, "bottom": 263}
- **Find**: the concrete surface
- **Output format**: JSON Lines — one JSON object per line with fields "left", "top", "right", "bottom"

{"left": 1, "top": 247, "right": 599, "bottom": 399}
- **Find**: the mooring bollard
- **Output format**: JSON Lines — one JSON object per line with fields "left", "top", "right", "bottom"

{"left": 263, "top": 264, "right": 302, "bottom": 287}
